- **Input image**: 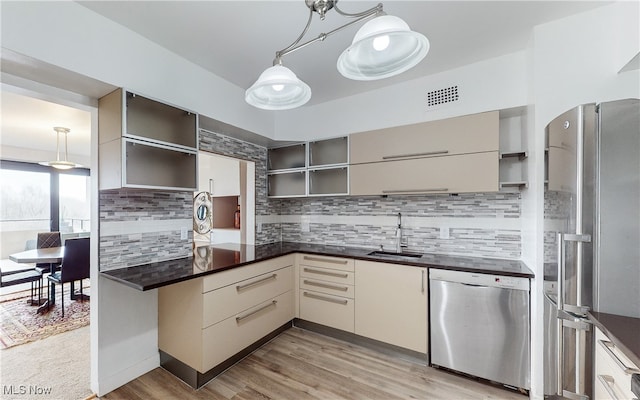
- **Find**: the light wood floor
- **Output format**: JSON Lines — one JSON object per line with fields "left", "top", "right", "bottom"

{"left": 102, "top": 328, "right": 527, "bottom": 400}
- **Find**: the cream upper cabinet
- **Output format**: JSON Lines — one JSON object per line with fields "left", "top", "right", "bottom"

{"left": 354, "top": 260, "right": 428, "bottom": 353}
{"left": 349, "top": 111, "right": 500, "bottom": 195}
{"left": 198, "top": 152, "right": 240, "bottom": 196}
{"left": 350, "top": 151, "right": 498, "bottom": 195}
{"left": 350, "top": 111, "right": 499, "bottom": 165}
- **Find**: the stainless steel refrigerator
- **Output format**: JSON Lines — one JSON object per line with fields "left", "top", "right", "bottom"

{"left": 543, "top": 98, "right": 640, "bottom": 399}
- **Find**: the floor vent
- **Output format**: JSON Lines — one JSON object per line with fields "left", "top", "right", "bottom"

{"left": 427, "top": 86, "right": 459, "bottom": 108}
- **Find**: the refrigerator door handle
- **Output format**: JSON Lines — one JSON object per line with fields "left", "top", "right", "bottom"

{"left": 562, "top": 318, "right": 592, "bottom": 331}
{"left": 557, "top": 232, "right": 564, "bottom": 312}
{"left": 564, "top": 303, "right": 591, "bottom": 316}
{"left": 557, "top": 232, "right": 592, "bottom": 316}
{"left": 557, "top": 307, "right": 564, "bottom": 396}
{"left": 563, "top": 233, "right": 592, "bottom": 243}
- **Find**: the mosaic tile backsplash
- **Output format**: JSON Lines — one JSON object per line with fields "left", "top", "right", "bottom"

{"left": 99, "top": 129, "right": 525, "bottom": 271}
{"left": 99, "top": 190, "right": 193, "bottom": 270}
{"left": 277, "top": 193, "right": 520, "bottom": 217}
{"left": 273, "top": 192, "right": 523, "bottom": 259}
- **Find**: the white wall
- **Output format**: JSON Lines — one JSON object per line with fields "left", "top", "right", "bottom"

{"left": 274, "top": 51, "right": 529, "bottom": 140}
{"left": 527, "top": 2, "right": 640, "bottom": 399}
{"left": 0, "top": 1, "right": 275, "bottom": 139}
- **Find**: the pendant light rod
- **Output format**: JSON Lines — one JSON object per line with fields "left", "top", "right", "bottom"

{"left": 246, "top": 0, "right": 428, "bottom": 110}
{"left": 274, "top": 2, "right": 383, "bottom": 65}
{"left": 62, "top": 129, "right": 69, "bottom": 163}
{"left": 39, "top": 127, "right": 80, "bottom": 169}
{"left": 55, "top": 127, "right": 62, "bottom": 162}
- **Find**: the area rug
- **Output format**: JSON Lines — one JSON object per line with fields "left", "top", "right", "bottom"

{"left": 0, "top": 284, "right": 90, "bottom": 349}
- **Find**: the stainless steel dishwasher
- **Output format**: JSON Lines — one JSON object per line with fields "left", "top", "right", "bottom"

{"left": 429, "top": 269, "right": 530, "bottom": 390}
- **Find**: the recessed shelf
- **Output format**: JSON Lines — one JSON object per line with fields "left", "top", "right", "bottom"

{"left": 268, "top": 136, "right": 349, "bottom": 197}
{"left": 499, "top": 107, "right": 528, "bottom": 191}
{"left": 499, "top": 181, "right": 529, "bottom": 189}
{"left": 499, "top": 151, "right": 528, "bottom": 160}
{"left": 268, "top": 143, "right": 306, "bottom": 171}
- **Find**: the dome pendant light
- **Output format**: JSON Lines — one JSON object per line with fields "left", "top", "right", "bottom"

{"left": 245, "top": 63, "right": 311, "bottom": 110}
{"left": 245, "top": 0, "right": 429, "bottom": 110}
{"left": 337, "top": 15, "right": 429, "bottom": 80}
{"left": 38, "top": 127, "right": 82, "bottom": 170}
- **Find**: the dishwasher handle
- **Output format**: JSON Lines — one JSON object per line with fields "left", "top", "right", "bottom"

{"left": 458, "top": 282, "right": 489, "bottom": 288}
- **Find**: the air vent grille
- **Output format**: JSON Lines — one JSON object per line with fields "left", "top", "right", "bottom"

{"left": 427, "top": 86, "right": 459, "bottom": 107}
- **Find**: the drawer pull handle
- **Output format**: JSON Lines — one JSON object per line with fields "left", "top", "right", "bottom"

{"left": 597, "top": 375, "right": 620, "bottom": 400}
{"left": 236, "top": 273, "right": 277, "bottom": 292}
{"left": 303, "top": 291, "right": 348, "bottom": 305}
{"left": 598, "top": 340, "right": 640, "bottom": 374}
{"left": 382, "top": 150, "right": 449, "bottom": 160}
{"left": 303, "top": 268, "right": 348, "bottom": 278}
{"left": 303, "top": 256, "right": 349, "bottom": 265}
{"left": 382, "top": 188, "right": 448, "bottom": 194}
{"left": 235, "top": 300, "right": 277, "bottom": 323}
{"left": 303, "top": 280, "right": 348, "bottom": 292}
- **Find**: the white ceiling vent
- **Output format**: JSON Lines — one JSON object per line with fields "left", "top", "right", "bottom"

{"left": 427, "top": 85, "right": 459, "bottom": 108}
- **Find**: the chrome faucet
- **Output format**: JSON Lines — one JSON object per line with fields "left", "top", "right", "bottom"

{"left": 395, "top": 212, "right": 408, "bottom": 253}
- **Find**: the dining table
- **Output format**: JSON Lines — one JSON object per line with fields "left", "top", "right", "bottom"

{"left": 8, "top": 246, "right": 71, "bottom": 313}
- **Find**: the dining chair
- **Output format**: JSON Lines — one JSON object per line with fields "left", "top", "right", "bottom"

{"left": 0, "top": 269, "right": 43, "bottom": 306}
{"left": 35, "top": 231, "right": 62, "bottom": 275}
{"left": 47, "top": 237, "right": 90, "bottom": 317}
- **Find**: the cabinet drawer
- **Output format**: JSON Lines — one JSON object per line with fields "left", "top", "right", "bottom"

{"left": 350, "top": 151, "right": 499, "bottom": 195}
{"left": 300, "top": 277, "right": 354, "bottom": 299}
{"left": 300, "top": 266, "right": 354, "bottom": 285}
{"left": 202, "top": 291, "right": 294, "bottom": 372}
{"left": 350, "top": 111, "right": 498, "bottom": 164}
{"left": 202, "top": 255, "right": 294, "bottom": 293}
{"left": 594, "top": 328, "right": 638, "bottom": 400}
{"left": 299, "top": 290, "right": 354, "bottom": 332}
{"left": 203, "top": 266, "right": 293, "bottom": 327}
{"left": 298, "top": 254, "right": 354, "bottom": 272}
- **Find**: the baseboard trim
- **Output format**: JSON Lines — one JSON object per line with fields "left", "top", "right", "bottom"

{"left": 160, "top": 321, "right": 293, "bottom": 389}
{"left": 293, "top": 319, "right": 429, "bottom": 365}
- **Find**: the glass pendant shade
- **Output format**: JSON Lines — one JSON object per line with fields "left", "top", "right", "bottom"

{"left": 245, "top": 64, "right": 312, "bottom": 110}
{"left": 38, "top": 127, "right": 81, "bottom": 169}
{"left": 337, "top": 15, "right": 429, "bottom": 81}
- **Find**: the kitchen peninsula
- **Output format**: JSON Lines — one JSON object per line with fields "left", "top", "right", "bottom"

{"left": 101, "top": 242, "right": 534, "bottom": 389}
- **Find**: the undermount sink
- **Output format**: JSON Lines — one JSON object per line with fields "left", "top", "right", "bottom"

{"left": 367, "top": 250, "right": 423, "bottom": 259}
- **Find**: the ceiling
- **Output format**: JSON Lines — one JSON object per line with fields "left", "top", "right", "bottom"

{"left": 1, "top": 1, "right": 609, "bottom": 160}
{"left": 1, "top": 90, "right": 92, "bottom": 159}
{"left": 78, "top": 0, "right": 608, "bottom": 105}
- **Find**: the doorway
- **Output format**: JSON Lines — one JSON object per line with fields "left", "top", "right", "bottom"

{"left": 0, "top": 86, "right": 96, "bottom": 399}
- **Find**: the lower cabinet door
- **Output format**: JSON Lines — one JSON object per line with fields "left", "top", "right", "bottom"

{"left": 299, "top": 290, "right": 354, "bottom": 333}
{"left": 355, "top": 261, "right": 428, "bottom": 353}
{"left": 202, "top": 291, "right": 293, "bottom": 372}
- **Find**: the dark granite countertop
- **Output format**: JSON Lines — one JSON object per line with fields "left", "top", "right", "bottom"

{"left": 100, "top": 241, "right": 533, "bottom": 291}
{"left": 588, "top": 311, "right": 640, "bottom": 368}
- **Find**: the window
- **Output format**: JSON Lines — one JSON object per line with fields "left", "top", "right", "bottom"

{"left": 59, "top": 174, "right": 90, "bottom": 234}
{"left": 0, "top": 160, "right": 90, "bottom": 258}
